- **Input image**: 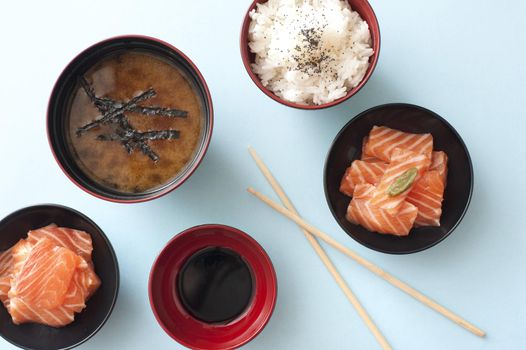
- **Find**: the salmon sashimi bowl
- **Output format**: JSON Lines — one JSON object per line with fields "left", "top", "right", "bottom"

{"left": 339, "top": 125, "right": 448, "bottom": 236}
{"left": 0, "top": 224, "right": 101, "bottom": 327}
{"left": 324, "top": 103, "right": 473, "bottom": 254}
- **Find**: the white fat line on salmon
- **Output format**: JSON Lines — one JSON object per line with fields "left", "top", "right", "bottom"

{"left": 58, "top": 306, "right": 75, "bottom": 320}
{"left": 408, "top": 191, "right": 442, "bottom": 206}
{"left": 356, "top": 202, "right": 377, "bottom": 232}
{"left": 14, "top": 298, "right": 46, "bottom": 323}
{"left": 398, "top": 203, "right": 417, "bottom": 215}
{"left": 14, "top": 252, "right": 66, "bottom": 295}
{"left": 370, "top": 162, "right": 386, "bottom": 172}
{"left": 36, "top": 228, "right": 91, "bottom": 255}
{"left": 12, "top": 247, "right": 59, "bottom": 292}
{"left": 379, "top": 209, "right": 398, "bottom": 233}
{"left": 415, "top": 209, "right": 439, "bottom": 221}
{"left": 410, "top": 138, "right": 433, "bottom": 154}
{"left": 58, "top": 227, "right": 92, "bottom": 248}
{"left": 383, "top": 133, "right": 418, "bottom": 157}
{"left": 0, "top": 248, "right": 13, "bottom": 262}
{"left": 25, "top": 251, "right": 71, "bottom": 289}
{"left": 65, "top": 285, "right": 78, "bottom": 298}
{"left": 364, "top": 204, "right": 382, "bottom": 231}
{"left": 394, "top": 214, "right": 410, "bottom": 234}
{"left": 415, "top": 218, "right": 440, "bottom": 226}
{"left": 347, "top": 208, "right": 358, "bottom": 225}
{"left": 384, "top": 155, "right": 428, "bottom": 174}
{"left": 350, "top": 203, "right": 367, "bottom": 229}
{"left": 405, "top": 134, "right": 431, "bottom": 152}
{"left": 69, "top": 229, "right": 92, "bottom": 244}
{"left": 361, "top": 185, "right": 375, "bottom": 197}
{"left": 354, "top": 164, "right": 366, "bottom": 183}
{"left": 33, "top": 285, "right": 63, "bottom": 307}
{"left": 381, "top": 157, "right": 428, "bottom": 182}
{"left": 369, "top": 126, "right": 391, "bottom": 140}
{"left": 43, "top": 308, "right": 66, "bottom": 324}
{"left": 370, "top": 131, "right": 402, "bottom": 156}
{"left": 370, "top": 195, "right": 403, "bottom": 208}
{"left": 407, "top": 196, "right": 441, "bottom": 212}
{"left": 360, "top": 162, "right": 378, "bottom": 179}
{"left": 34, "top": 229, "right": 72, "bottom": 250}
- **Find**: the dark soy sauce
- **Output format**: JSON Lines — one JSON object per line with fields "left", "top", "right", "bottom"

{"left": 177, "top": 247, "right": 254, "bottom": 323}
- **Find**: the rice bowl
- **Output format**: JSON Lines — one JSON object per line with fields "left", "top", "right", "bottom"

{"left": 248, "top": 0, "right": 374, "bottom": 106}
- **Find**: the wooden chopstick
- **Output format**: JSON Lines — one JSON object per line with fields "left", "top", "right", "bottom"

{"left": 248, "top": 147, "right": 392, "bottom": 350}
{"left": 247, "top": 186, "right": 486, "bottom": 338}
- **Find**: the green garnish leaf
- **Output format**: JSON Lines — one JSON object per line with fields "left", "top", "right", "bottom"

{"left": 387, "top": 167, "right": 418, "bottom": 197}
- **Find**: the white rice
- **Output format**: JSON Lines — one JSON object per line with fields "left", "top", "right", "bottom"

{"left": 248, "top": 0, "right": 373, "bottom": 106}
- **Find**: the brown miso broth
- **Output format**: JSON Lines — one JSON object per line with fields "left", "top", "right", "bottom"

{"left": 66, "top": 51, "right": 203, "bottom": 194}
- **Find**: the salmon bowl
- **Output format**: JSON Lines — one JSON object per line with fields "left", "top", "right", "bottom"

{"left": 149, "top": 224, "right": 277, "bottom": 350}
{"left": 324, "top": 103, "right": 473, "bottom": 254}
{"left": 0, "top": 204, "right": 119, "bottom": 350}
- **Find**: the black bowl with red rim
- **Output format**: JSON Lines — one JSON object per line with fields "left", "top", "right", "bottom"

{"left": 0, "top": 204, "right": 119, "bottom": 350}
{"left": 47, "top": 35, "right": 213, "bottom": 203}
{"left": 324, "top": 103, "right": 473, "bottom": 254}
{"left": 149, "top": 224, "right": 277, "bottom": 350}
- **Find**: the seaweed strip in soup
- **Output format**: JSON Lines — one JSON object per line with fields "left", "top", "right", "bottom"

{"left": 66, "top": 51, "right": 204, "bottom": 194}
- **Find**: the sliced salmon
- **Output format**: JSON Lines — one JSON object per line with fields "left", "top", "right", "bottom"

{"left": 346, "top": 184, "right": 418, "bottom": 236}
{"left": 9, "top": 256, "right": 100, "bottom": 326}
{"left": 62, "top": 264, "right": 101, "bottom": 314}
{"left": 360, "top": 137, "right": 383, "bottom": 162}
{"left": 27, "top": 225, "right": 93, "bottom": 264}
{"left": 8, "top": 297, "right": 76, "bottom": 327}
{"left": 9, "top": 238, "right": 79, "bottom": 310}
{"left": 340, "top": 160, "right": 387, "bottom": 196}
{"left": 343, "top": 126, "right": 449, "bottom": 234}
{"left": 10, "top": 239, "right": 32, "bottom": 283}
{"left": 369, "top": 148, "right": 431, "bottom": 213}
{"left": 0, "top": 225, "right": 101, "bottom": 328}
{"left": 363, "top": 126, "right": 433, "bottom": 162}
{"left": 27, "top": 225, "right": 97, "bottom": 298}
{"left": 0, "top": 248, "right": 13, "bottom": 276}
{"left": 0, "top": 248, "right": 13, "bottom": 307}
{"left": 407, "top": 151, "right": 449, "bottom": 226}
{"left": 430, "top": 151, "right": 448, "bottom": 182}
{"left": 353, "top": 183, "right": 376, "bottom": 198}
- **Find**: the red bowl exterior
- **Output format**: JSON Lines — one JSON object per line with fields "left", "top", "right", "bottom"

{"left": 47, "top": 35, "right": 214, "bottom": 203}
{"left": 240, "top": 0, "right": 381, "bottom": 110}
{"left": 149, "top": 225, "right": 277, "bottom": 350}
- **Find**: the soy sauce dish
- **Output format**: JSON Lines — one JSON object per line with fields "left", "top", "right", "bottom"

{"left": 324, "top": 103, "right": 473, "bottom": 254}
{"left": 0, "top": 204, "right": 119, "bottom": 350}
{"left": 149, "top": 225, "right": 277, "bottom": 350}
{"left": 48, "top": 35, "right": 213, "bottom": 203}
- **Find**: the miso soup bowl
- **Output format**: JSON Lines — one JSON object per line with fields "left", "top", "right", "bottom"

{"left": 240, "top": 0, "right": 380, "bottom": 110}
{"left": 0, "top": 204, "right": 119, "bottom": 350}
{"left": 149, "top": 224, "right": 277, "bottom": 350}
{"left": 47, "top": 35, "right": 213, "bottom": 203}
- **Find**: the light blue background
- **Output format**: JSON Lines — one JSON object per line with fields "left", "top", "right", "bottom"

{"left": 0, "top": 0, "right": 525, "bottom": 349}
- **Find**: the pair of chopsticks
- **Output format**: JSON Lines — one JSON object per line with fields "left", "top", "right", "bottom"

{"left": 247, "top": 146, "right": 485, "bottom": 350}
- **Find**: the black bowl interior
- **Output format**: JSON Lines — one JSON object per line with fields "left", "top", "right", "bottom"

{"left": 0, "top": 205, "right": 119, "bottom": 350}
{"left": 48, "top": 36, "right": 212, "bottom": 201}
{"left": 324, "top": 103, "right": 473, "bottom": 254}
